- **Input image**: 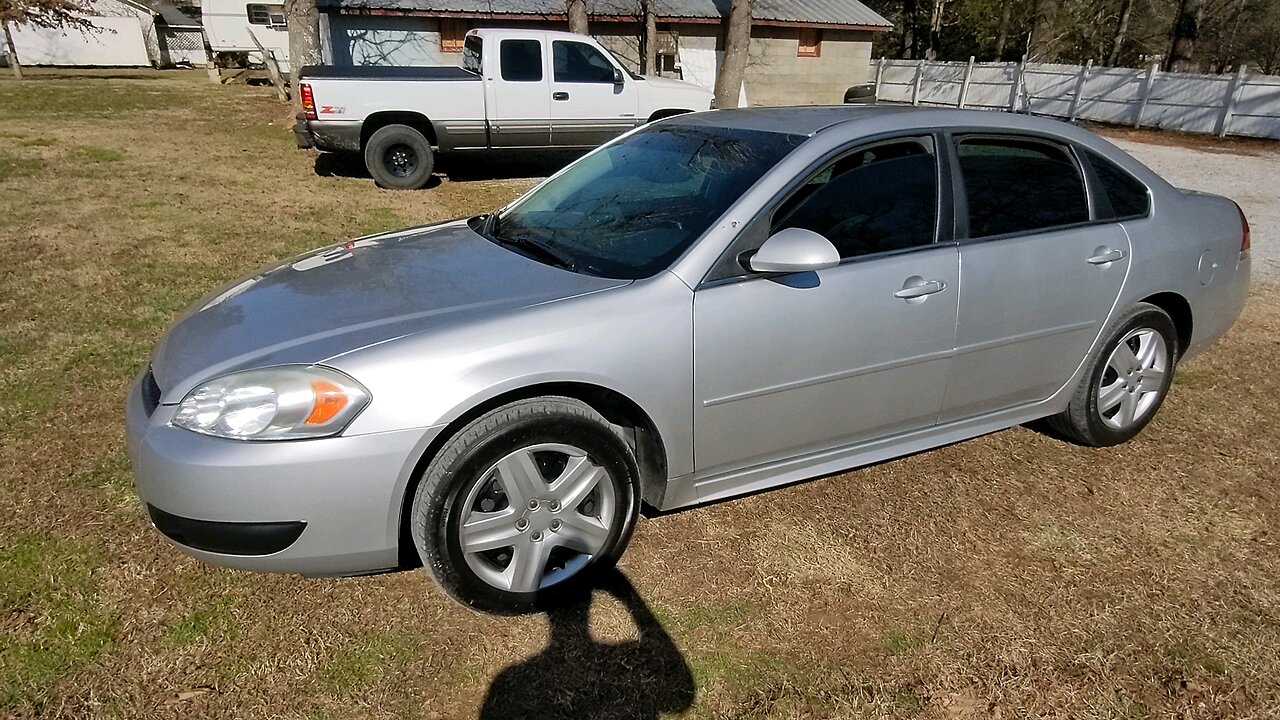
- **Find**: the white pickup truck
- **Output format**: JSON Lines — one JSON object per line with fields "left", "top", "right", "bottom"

{"left": 294, "top": 28, "right": 714, "bottom": 189}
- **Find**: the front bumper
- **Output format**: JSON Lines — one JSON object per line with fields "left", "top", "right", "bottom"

{"left": 125, "top": 371, "right": 443, "bottom": 577}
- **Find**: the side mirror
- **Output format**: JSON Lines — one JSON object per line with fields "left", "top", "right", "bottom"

{"left": 613, "top": 67, "right": 625, "bottom": 85}
{"left": 748, "top": 228, "right": 840, "bottom": 274}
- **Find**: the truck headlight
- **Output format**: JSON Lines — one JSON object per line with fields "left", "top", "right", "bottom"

{"left": 172, "top": 366, "right": 370, "bottom": 440}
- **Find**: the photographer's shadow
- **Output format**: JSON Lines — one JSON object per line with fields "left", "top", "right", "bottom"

{"left": 479, "top": 569, "right": 694, "bottom": 720}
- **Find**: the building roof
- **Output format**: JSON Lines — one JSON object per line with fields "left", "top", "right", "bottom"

{"left": 317, "top": 0, "right": 893, "bottom": 30}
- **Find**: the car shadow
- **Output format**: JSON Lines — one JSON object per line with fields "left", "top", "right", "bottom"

{"left": 478, "top": 568, "right": 695, "bottom": 720}
{"left": 313, "top": 149, "right": 585, "bottom": 187}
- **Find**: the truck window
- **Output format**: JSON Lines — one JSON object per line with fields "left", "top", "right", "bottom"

{"left": 553, "top": 41, "right": 615, "bottom": 84}
{"left": 462, "top": 35, "right": 482, "bottom": 75}
{"left": 500, "top": 39, "right": 543, "bottom": 82}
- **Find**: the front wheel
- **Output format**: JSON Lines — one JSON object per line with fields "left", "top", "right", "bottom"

{"left": 1048, "top": 302, "right": 1178, "bottom": 446}
{"left": 410, "top": 397, "right": 640, "bottom": 614}
{"left": 363, "top": 123, "right": 435, "bottom": 190}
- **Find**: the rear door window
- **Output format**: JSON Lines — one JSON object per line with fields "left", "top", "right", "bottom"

{"left": 956, "top": 136, "right": 1089, "bottom": 239}
{"left": 500, "top": 39, "right": 543, "bottom": 82}
{"left": 773, "top": 138, "right": 939, "bottom": 259}
{"left": 1082, "top": 149, "right": 1151, "bottom": 219}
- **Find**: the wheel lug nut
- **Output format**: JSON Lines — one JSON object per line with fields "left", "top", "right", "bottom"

{"left": 515, "top": 518, "right": 528, "bottom": 531}
{"left": 530, "top": 531, "right": 542, "bottom": 542}
{"left": 550, "top": 520, "right": 562, "bottom": 531}
{"left": 528, "top": 499, "right": 540, "bottom": 510}
{"left": 549, "top": 501, "right": 561, "bottom": 512}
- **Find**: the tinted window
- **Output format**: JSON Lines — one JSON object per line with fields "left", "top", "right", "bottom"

{"left": 500, "top": 39, "right": 542, "bottom": 82}
{"left": 775, "top": 140, "right": 938, "bottom": 259}
{"left": 553, "top": 41, "right": 616, "bottom": 83}
{"left": 1084, "top": 149, "right": 1150, "bottom": 219}
{"left": 957, "top": 137, "right": 1088, "bottom": 238}
{"left": 490, "top": 126, "right": 804, "bottom": 279}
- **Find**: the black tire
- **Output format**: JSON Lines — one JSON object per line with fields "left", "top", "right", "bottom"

{"left": 363, "top": 123, "right": 435, "bottom": 190}
{"left": 409, "top": 396, "right": 641, "bottom": 614}
{"left": 1047, "top": 302, "right": 1179, "bottom": 447}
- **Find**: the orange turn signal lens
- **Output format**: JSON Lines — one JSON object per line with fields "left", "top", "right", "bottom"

{"left": 305, "top": 379, "right": 350, "bottom": 425}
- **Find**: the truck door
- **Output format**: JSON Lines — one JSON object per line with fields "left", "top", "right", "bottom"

{"left": 485, "top": 36, "right": 552, "bottom": 148}
{"left": 549, "top": 39, "right": 639, "bottom": 147}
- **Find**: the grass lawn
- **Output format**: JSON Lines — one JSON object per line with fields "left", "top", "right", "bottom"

{"left": 1, "top": 69, "right": 1278, "bottom": 719}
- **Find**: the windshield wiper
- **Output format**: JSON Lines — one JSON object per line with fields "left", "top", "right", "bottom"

{"left": 484, "top": 217, "right": 579, "bottom": 271}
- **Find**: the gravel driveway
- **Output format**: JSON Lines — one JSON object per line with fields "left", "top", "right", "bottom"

{"left": 1112, "top": 138, "right": 1279, "bottom": 282}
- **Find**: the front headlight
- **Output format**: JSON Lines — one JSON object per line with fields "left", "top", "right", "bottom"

{"left": 172, "top": 366, "right": 370, "bottom": 441}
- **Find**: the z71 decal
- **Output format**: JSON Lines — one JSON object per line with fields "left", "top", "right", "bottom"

{"left": 319, "top": 105, "right": 346, "bottom": 115}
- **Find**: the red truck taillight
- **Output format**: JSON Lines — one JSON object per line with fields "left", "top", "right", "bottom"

{"left": 300, "top": 83, "right": 317, "bottom": 121}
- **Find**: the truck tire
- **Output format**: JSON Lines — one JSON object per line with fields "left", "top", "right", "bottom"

{"left": 364, "top": 124, "right": 435, "bottom": 190}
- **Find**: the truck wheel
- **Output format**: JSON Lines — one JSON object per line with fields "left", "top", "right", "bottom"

{"left": 364, "top": 124, "right": 435, "bottom": 190}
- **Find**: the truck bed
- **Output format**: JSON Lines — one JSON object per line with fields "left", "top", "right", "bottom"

{"left": 298, "top": 65, "right": 480, "bottom": 81}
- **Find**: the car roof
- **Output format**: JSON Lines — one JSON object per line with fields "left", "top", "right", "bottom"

{"left": 668, "top": 105, "right": 1101, "bottom": 145}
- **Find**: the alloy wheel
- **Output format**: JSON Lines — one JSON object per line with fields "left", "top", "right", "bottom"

{"left": 1097, "top": 327, "right": 1168, "bottom": 430}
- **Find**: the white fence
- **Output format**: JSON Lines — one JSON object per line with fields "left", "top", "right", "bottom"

{"left": 873, "top": 58, "right": 1280, "bottom": 140}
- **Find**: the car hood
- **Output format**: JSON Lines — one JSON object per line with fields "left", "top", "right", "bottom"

{"left": 149, "top": 220, "right": 630, "bottom": 397}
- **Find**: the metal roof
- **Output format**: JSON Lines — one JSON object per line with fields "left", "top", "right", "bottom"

{"left": 318, "top": 0, "right": 892, "bottom": 29}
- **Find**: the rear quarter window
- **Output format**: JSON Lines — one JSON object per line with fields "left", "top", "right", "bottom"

{"left": 1083, "top": 149, "right": 1151, "bottom": 219}
{"left": 957, "top": 136, "right": 1089, "bottom": 239}
{"left": 500, "top": 39, "right": 543, "bottom": 82}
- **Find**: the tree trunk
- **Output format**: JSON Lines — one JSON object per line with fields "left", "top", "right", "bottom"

{"left": 901, "top": 0, "right": 918, "bottom": 59}
{"left": 1165, "top": 0, "right": 1205, "bottom": 71}
{"left": 567, "top": 0, "right": 589, "bottom": 34}
{"left": 994, "top": 0, "right": 1012, "bottom": 60}
{"left": 1028, "top": 0, "right": 1060, "bottom": 61}
{"left": 285, "top": 0, "right": 321, "bottom": 111}
{"left": 925, "top": 0, "right": 946, "bottom": 60}
{"left": 1106, "top": 0, "right": 1133, "bottom": 66}
{"left": 2, "top": 20, "right": 22, "bottom": 80}
{"left": 714, "top": 0, "right": 752, "bottom": 108}
{"left": 641, "top": 0, "right": 657, "bottom": 73}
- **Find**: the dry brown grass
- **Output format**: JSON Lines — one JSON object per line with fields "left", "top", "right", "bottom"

{"left": 1, "top": 69, "right": 1278, "bottom": 719}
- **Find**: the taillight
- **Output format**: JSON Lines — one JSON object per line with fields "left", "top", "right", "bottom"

{"left": 300, "top": 83, "right": 316, "bottom": 121}
{"left": 1236, "top": 202, "right": 1251, "bottom": 253}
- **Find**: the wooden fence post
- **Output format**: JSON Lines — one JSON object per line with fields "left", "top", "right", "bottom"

{"left": 873, "top": 56, "right": 885, "bottom": 100}
{"left": 1134, "top": 62, "right": 1158, "bottom": 128}
{"left": 912, "top": 59, "right": 925, "bottom": 106}
{"left": 1216, "top": 64, "right": 1248, "bottom": 137}
{"left": 1068, "top": 59, "right": 1093, "bottom": 122}
{"left": 1008, "top": 56, "right": 1026, "bottom": 113}
{"left": 958, "top": 55, "right": 975, "bottom": 108}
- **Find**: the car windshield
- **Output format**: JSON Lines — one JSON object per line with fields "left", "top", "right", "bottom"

{"left": 488, "top": 124, "right": 805, "bottom": 279}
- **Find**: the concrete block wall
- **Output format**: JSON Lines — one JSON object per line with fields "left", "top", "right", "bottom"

{"left": 745, "top": 27, "right": 873, "bottom": 106}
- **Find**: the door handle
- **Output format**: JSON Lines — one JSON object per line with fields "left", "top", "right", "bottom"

{"left": 1087, "top": 248, "right": 1126, "bottom": 265}
{"left": 894, "top": 278, "right": 947, "bottom": 300}
{"left": 552, "top": 91, "right": 569, "bottom": 101}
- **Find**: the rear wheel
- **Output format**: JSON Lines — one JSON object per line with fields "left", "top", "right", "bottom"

{"left": 1048, "top": 303, "right": 1178, "bottom": 446}
{"left": 364, "top": 123, "right": 434, "bottom": 190}
{"left": 409, "top": 397, "right": 640, "bottom": 614}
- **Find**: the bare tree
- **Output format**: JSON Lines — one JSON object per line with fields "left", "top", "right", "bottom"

{"left": 1166, "top": 0, "right": 1205, "bottom": 70}
{"left": 1106, "top": 0, "right": 1135, "bottom": 65}
{"left": 285, "top": 0, "right": 320, "bottom": 110}
{"left": 994, "top": 0, "right": 1013, "bottom": 59}
{"left": 925, "top": 0, "right": 947, "bottom": 58}
{"left": 567, "top": 0, "right": 589, "bottom": 34}
{"left": 1028, "top": 0, "right": 1060, "bottom": 60}
{"left": 0, "top": 0, "right": 91, "bottom": 79}
{"left": 714, "top": 0, "right": 753, "bottom": 108}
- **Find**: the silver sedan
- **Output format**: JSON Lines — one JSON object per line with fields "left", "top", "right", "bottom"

{"left": 126, "top": 107, "right": 1251, "bottom": 612}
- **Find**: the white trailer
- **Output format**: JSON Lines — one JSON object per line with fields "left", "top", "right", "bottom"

{"left": 201, "top": 0, "right": 290, "bottom": 72}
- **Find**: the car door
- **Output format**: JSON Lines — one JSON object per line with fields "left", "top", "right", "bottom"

{"left": 484, "top": 36, "right": 552, "bottom": 147}
{"left": 549, "top": 39, "right": 638, "bottom": 147}
{"left": 693, "top": 137, "right": 960, "bottom": 475}
{"left": 939, "top": 134, "right": 1131, "bottom": 422}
